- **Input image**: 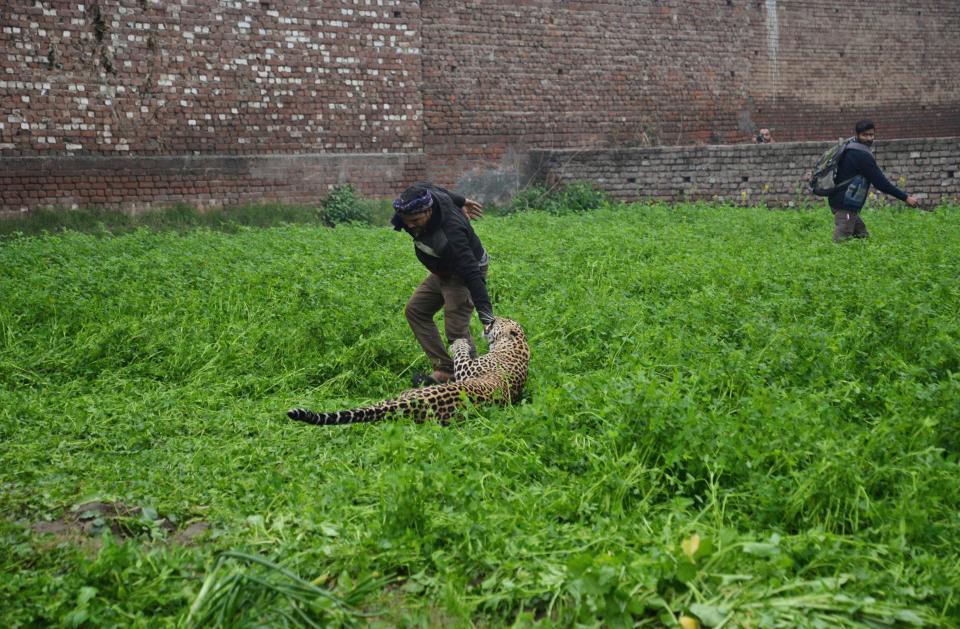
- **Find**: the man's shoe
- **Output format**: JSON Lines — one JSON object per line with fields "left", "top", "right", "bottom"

{"left": 412, "top": 373, "right": 438, "bottom": 387}
{"left": 412, "top": 371, "right": 453, "bottom": 387}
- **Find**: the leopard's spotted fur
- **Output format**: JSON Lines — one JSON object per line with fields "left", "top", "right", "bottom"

{"left": 287, "top": 317, "right": 529, "bottom": 426}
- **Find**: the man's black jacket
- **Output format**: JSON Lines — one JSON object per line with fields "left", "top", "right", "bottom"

{"left": 829, "top": 144, "right": 908, "bottom": 211}
{"left": 391, "top": 184, "right": 494, "bottom": 324}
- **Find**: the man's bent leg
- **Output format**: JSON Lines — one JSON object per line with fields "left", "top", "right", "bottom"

{"left": 440, "top": 276, "right": 478, "bottom": 361}
{"left": 853, "top": 214, "right": 869, "bottom": 239}
{"left": 405, "top": 274, "right": 452, "bottom": 373}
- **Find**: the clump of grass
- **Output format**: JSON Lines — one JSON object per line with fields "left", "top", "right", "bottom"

{"left": 185, "top": 551, "right": 389, "bottom": 628}
{"left": 495, "top": 181, "right": 613, "bottom": 216}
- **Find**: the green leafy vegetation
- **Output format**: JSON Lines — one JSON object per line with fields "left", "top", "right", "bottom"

{"left": 318, "top": 184, "right": 392, "bottom": 227}
{"left": 1, "top": 201, "right": 958, "bottom": 627}
{"left": 497, "top": 182, "right": 614, "bottom": 216}
{"left": 0, "top": 185, "right": 395, "bottom": 240}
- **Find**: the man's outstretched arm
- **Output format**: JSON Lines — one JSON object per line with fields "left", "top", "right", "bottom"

{"left": 433, "top": 185, "right": 484, "bottom": 220}
{"left": 857, "top": 152, "right": 918, "bottom": 206}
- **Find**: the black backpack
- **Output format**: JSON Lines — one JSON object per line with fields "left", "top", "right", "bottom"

{"left": 808, "top": 137, "right": 870, "bottom": 197}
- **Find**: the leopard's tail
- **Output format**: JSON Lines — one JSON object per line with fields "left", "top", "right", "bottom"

{"left": 288, "top": 382, "right": 469, "bottom": 427}
{"left": 287, "top": 405, "right": 391, "bottom": 426}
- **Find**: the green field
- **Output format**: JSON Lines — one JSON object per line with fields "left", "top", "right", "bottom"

{"left": 2, "top": 203, "right": 958, "bottom": 627}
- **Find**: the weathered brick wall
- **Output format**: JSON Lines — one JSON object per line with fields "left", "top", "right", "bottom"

{"left": 1, "top": 0, "right": 425, "bottom": 212}
{"left": 422, "top": 0, "right": 960, "bottom": 195}
{"left": 531, "top": 138, "right": 960, "bottom": 207}
{"left": 2, "top": 0, "right": 959, "bottom": 212}
{"left": 0, "top": 153, "right": 425, "bottom": 216}
{"left": 1, "top": 0, "right": 422, "bottom": 156}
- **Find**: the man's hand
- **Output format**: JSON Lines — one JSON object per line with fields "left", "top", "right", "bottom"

{"left": 463, "top": 198, "right": 484, "bottom": 221}
{"left": 905, "top": 195, "right": 935, "bottom": 212}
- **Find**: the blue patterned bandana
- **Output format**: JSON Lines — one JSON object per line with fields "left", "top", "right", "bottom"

{"left": 393, "top": 190, "right": 433, "bottom": 215}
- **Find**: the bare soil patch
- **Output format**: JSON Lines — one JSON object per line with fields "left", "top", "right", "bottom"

{"left": 30, "top": 501, "right": 209, "bottom": 547}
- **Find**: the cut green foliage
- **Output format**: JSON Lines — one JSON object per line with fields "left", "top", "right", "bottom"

{"left": 1, "top": 202, "right": 958, "bottom": 626}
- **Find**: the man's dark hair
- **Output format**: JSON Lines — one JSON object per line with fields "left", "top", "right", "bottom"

{"left": 398, "top": 181, "right": 431, "bottom": 204}
{"left": 854, "top": 119, "right": 875, "bottom": 135}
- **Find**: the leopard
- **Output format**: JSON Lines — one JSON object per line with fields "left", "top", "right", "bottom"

{"left": 287, "top": 317, "right": 529, "bottom": 426}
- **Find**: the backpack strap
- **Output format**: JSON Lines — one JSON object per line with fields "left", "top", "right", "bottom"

{"left": 833, "top": 175, "right": 857, "bottom": 189}
{"left": 831, "top": 140, "right": 872, "bottom": 188}
{"left": 844, "top": 141, "right": 872, "bottom": 155}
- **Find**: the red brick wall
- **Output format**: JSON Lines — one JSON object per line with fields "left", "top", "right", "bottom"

{"left": 0, "top": 153, "right": 425, "bottom": 216}
{"left": 1, "top": 0, "right": 422, "bottom": 156}
{"left": 2, "top": 0, "right": 958, "bottom": 212}
{"left": 421, "top": 0, "right": 960, "bottom": 189}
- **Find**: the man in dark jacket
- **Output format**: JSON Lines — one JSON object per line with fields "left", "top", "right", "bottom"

{"left": 392, "top": 182, "right": 492, "bottom": 385}
{"left": 828, "top": 119, "right": 920, "bottom": 242}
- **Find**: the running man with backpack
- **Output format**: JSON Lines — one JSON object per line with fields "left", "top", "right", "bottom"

{"left": 810, "top": 119, "right": 921, "bottom": 242}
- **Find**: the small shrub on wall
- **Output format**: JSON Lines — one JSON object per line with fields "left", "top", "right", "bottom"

{"left": 501, "top": 182, "right": 613, "bottom": 216}
{"left": 319, "top": 184, "right": 376, "bottom": 227}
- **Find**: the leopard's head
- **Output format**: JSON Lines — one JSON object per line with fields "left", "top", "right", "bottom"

{"left": 484, "top": 317, "right": 526, "bottom": 350}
